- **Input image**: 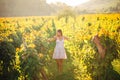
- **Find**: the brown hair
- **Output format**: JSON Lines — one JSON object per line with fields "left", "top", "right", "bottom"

{"left": 57, "top": 29, "right": 63, "bottom": 36}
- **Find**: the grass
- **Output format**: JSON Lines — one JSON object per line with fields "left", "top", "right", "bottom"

{"left": 46, "top": 51, "right": 75, "bottom": 80}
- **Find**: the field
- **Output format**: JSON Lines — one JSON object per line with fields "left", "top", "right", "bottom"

{"left": 0, "top": 14, "right": 120, "bottom": 80}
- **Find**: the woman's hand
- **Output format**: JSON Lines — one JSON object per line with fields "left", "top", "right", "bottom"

{"left": 47, "top": 39, "right": 51, "bottom": 42}
{"left": 47, "top": 36, "right": 56, "bottom": 42}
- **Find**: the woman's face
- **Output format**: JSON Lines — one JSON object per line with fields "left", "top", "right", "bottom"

{"left": 57, "top": 32, "right": 61, "bottom": 36}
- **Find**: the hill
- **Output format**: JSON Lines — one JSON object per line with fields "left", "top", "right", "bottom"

{"left": 75, "top": 0, "right": 120, "bottom": 14}
{"left": 0, "top": 0, "right": 120, "bottom": 17}
{"left": 0, "top": 0, "right": 52, "bottom": 17}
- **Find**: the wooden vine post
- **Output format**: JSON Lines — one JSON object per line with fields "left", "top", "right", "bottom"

{"left": 92, "top": 35, "right": 106, "bottom": 59}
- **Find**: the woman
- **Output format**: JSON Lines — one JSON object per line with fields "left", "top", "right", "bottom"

{"left": 48, "top": 29, "right": 69, "bottom": 73}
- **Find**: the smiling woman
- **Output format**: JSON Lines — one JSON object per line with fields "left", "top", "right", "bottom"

{"left": 46, "top": 0, "right": 90, "bottom": 7}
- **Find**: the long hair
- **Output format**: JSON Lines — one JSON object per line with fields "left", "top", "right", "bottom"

{"left": 57, "top": 29, "right": 63, "bottom": 36}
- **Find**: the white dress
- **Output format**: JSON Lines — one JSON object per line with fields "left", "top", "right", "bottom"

{"left": 53, "top": 37, "right": 67, "bottom": 59}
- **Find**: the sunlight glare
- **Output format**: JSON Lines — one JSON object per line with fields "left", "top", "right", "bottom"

{"left": 46, "top": 0, "right": 90, "bottom": 7}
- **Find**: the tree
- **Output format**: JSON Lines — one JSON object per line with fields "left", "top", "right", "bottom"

{"left": 57, "top": 7, "right": 76, "bottom": 23}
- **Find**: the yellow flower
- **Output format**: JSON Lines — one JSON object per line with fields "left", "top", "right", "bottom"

{"left": 16, "top": 48, "right": 20, "bottom": 52}
{"left": 39, "top": 53, "right": 44, "bottom": 58}
{"left": 28, "top": 44, "right": 35, "bottom": 48}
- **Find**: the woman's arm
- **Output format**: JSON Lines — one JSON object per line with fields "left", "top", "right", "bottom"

{"left": 47, "top": 36, "right": 56, "bottom": 42}
{"left": 64, "top": 36, "right": 69, "bottom": 41}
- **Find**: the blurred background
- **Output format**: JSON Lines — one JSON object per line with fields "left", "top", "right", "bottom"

{"left": 0, "top": 0, "right": 120, "bottom": 17}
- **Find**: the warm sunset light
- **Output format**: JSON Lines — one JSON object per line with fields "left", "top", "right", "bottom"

{"left": 0, "top": 0, "right": 120, "bottom": 80}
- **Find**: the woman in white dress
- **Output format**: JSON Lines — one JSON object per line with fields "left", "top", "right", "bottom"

{"left": 48, "top": 29, "right": 69, "bottom": 73}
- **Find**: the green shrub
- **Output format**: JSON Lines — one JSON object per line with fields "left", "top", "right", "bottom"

{"left": 0, "top": 41, "right": 19, "bottom": 80}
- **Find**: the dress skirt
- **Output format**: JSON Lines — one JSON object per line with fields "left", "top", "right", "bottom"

{"left": 53, "top": 46, "right": 67, "bottom": 59}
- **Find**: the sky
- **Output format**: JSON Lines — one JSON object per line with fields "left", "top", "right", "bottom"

{"left": 46, "top": 0, "right": 90, "bottom": 7}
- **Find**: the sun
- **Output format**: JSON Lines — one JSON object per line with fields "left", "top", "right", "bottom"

{"left": 46, "top": 0, "right": 90, "bottom": 7}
